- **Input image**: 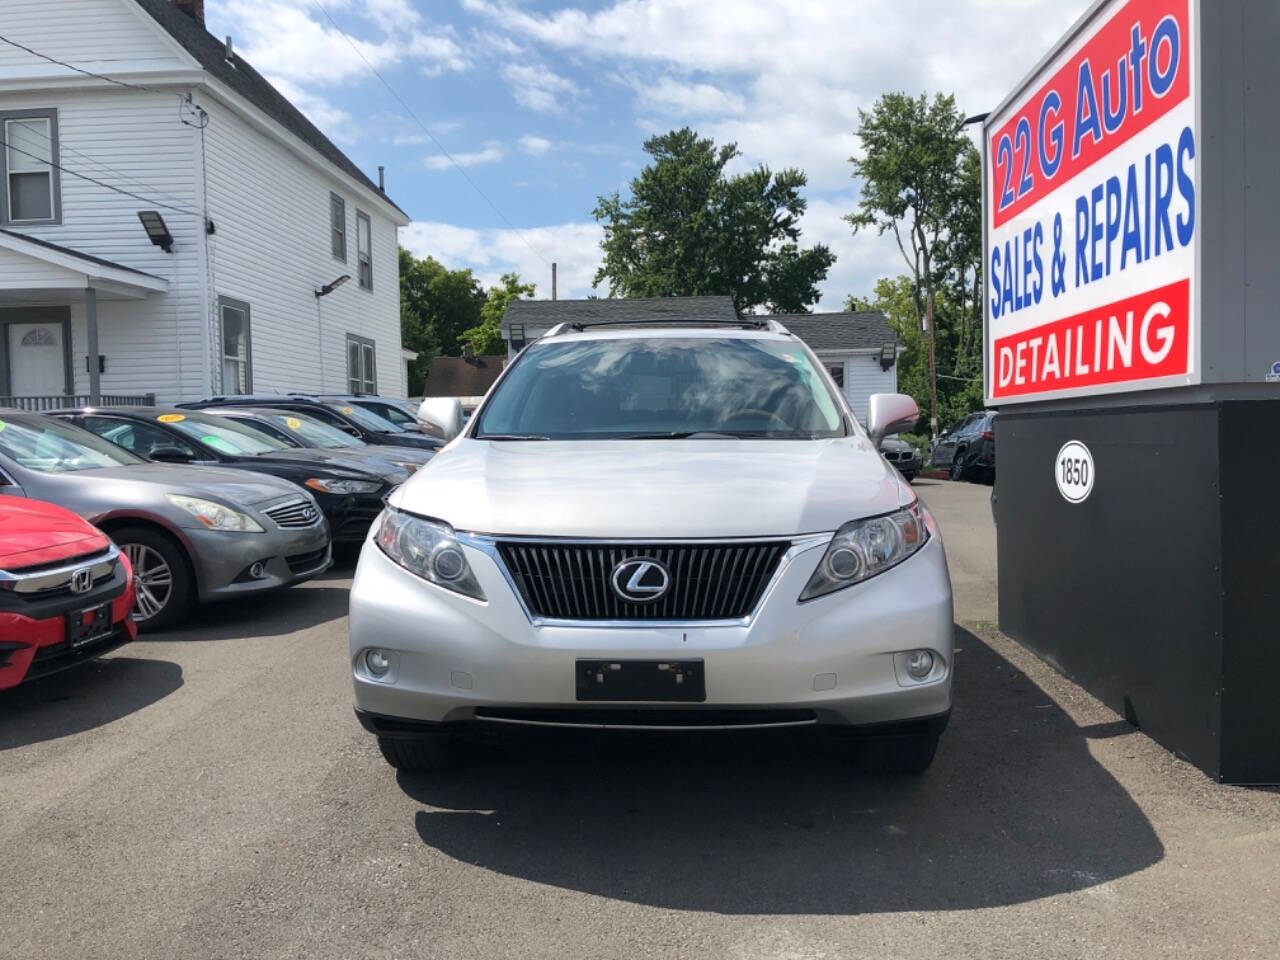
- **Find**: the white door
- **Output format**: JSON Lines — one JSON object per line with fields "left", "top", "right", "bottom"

{"left": 7, "top": 323, "right": 64, "bottom": 396}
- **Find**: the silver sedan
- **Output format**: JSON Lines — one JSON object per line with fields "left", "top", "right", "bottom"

{"left": 0, "top": 410, "right": 331, "bottom": 630}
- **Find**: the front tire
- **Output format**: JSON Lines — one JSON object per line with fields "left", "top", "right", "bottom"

{"left": 114, "top": 526, "right": 194, "bottom": 632}
{"left": 377, "top": 735, "right": 458, "bottom": 771}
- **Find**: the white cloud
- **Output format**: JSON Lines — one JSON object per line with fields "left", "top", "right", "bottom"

{"left": 402, "top": 221, "right": 603, "bottom": 298}
{"left": 424, "top": 142, "right": 505, "bottom": 170}
{"left": 634, "top": 77, "right": 745, "bottom": 116}
{"left": 214, "top": 0, "right": 468, "bottom": 87}
{"left": 500, "top": 63, "right": 579, "bottom": 114}
{"left": 518, "top": 135, "right": 554, "bottom": 156}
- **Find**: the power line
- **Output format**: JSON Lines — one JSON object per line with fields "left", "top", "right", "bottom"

{"left": 0, "top": 135, "right": 204, "bottom": 218}
{"left": 0, "top": 33, "right": 187, "bottom": 102}
{"left": 307, "top": 0, "right": 551, "bottom": 267}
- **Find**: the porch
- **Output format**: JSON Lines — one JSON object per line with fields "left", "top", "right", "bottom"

{"left": 0, "top": 229, "right": 169, "bottom": 407}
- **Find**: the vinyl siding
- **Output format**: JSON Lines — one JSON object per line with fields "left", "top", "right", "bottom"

{"left": 820, "top": 351, "right": 898, "bottom": 424}
{"left": 199, "top": 93, "right": 404, "bottom": 398}
{"left": 0, "top": 87, "right": 205, "bottom": 400}
{"left": 0, "top": 0, "right": 183, "bottom": 72}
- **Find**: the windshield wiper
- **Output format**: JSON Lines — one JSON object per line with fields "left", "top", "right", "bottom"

{"left": 477, "top": 433, "right": 552, "bottom": 441}
{"left": 615, "top": 431, "right": 739, "bottom": 439}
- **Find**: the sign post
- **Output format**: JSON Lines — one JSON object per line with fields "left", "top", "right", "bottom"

{"left": 985, "top": 0, "right": 1280, "bottom": 783}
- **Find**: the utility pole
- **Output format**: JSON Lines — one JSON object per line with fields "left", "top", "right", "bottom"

{"left": 552, "top": 262, "right": 557, "bottom": 300}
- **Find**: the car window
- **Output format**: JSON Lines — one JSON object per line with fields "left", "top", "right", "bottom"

{"left": 220, "top": 416, "right": 298, "bottom": 446}
{"left": 476, "top": 336, "right": 846, "bottom": 440}
{"left": 156, "top": 411, "right": 291, "bottom": 455}
{"left": 0, "top": 414, "right": 142, "bottom": 472}
{"left": 330, "top": 402, "right": 404, "bottom": 433}
{"left": 357, "top": 401, "right": 414, "bottom": 428}
{"left": 261, "top": 410, "right": 363, "bottom": 448}
{"left": 82, "top": 416, "right": 200, "bottom": 460}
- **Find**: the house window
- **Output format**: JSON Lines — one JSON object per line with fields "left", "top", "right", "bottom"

{"left": 219, "top": 297, "right": 252, "bottom": 394}
{"left": 0, "top": 109, "right": 61, "bottom": 224}
{"left": 347, "top": 334, "right": 376, "bottom": 394}
{"left": 356, "top": 211, "right": 372, "bottom": 289}
{"left": 827, "top": 362, "right": 845, "bottom": 389}
{"left": 330, "top": 193, "right": 346, "bottom": 261}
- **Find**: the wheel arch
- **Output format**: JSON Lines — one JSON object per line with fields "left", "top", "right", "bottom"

{"left": 93, "top": 513, "right": 201, "bottom": 593}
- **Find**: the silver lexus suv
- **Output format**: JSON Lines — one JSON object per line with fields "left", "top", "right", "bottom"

{"left": 349, "top": 319, "right": 953, "bottom": 773}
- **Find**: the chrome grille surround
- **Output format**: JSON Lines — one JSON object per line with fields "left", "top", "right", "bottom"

{"left": 0, "top": 545, "right": 119, "bottom": 597}
{"left": 263, "top": 498, "right": 324, "bottom": 529}
{"left": 468, "top": 533, "right": 831, "bottom": 626}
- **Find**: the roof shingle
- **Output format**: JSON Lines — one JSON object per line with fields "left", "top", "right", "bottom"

{"left": 776, "top": 311, "right": 896, "bottom": 351}
{"left": 421, "top": 355, "right": 506, "bottom": 398}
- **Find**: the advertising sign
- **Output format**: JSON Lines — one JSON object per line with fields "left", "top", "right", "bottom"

{"left": 984, "top": 0, "right": 1199, "bottom": 403}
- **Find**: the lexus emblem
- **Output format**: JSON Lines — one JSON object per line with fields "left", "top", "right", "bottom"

{"left": 610, "top": 557, "right": 671, "bottom": 603}
{"left": 70, "top": 567, "right": 93, "bottom": 595}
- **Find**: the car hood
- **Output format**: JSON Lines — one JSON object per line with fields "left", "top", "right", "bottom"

{"left": 74, "top": 463, "right": 303, "bottom": 507}
{"left": 390, "top": 437, "right": 911, "bottom": 538}
{"left": 0, "top": 498, "right": 108, "bottom": 569}
{"left": 238, "top": 450, "right": 378, "bottom": 478}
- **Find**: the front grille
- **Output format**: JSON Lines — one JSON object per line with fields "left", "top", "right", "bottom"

{"left": 496, "top": 540, "right": 790, "bottom": 621}
{"left": 264, "top": 499, "right": 323, "bottom": 529}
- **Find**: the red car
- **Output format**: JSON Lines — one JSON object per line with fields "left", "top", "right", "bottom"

{"left": 0, "top": 498, "right": 136, "bottom": 691}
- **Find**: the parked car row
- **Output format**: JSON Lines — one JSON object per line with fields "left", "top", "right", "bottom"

{"left": 0, "top": 396, "right": 435, "bottom": 662}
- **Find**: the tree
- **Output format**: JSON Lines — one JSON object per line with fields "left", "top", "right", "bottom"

{"left": 594, "top": 128, "right": 835, "bottom": 313}
{"left": 847, "top": 93, "right": 971, "bottom": 437}
{"left": 399, "top": 248, "right": 487, "bottom": 393}
{"left": 459, "top": 272, "right": 536, "bottom": 354}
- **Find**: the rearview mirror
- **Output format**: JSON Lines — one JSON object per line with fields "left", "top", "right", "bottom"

{"left": 866, "top": 393, "right": 919, "bottom": 450}
{"left": 417, "top": 397, "right": 464, "bottom": 441}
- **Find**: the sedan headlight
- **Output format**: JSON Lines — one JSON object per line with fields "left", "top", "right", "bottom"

{"left": 799, "top": 502, "right": 929, "bottom": 601}
{"left": 305, "top": 477, "right": 382, "bottom": 495}
{"left": 166, "top": 494, "right": 264, "bottom": 533}
{"left": 374, "top": 507, "right": 485, "bottom": 600}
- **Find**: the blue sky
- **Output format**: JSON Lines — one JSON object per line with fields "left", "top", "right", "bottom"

{"left": 206, "top": 0, "right": 1087, "bottom": 307}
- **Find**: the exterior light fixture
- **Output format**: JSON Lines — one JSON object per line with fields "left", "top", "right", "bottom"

{"left": 880, "top": 342, "right": 897, "bottom": 371}
{"left": 315, "top": 274, "right": 351, "bottom": 298}
{"left": 137, "top": 210, "right": 173, "bottom": 253}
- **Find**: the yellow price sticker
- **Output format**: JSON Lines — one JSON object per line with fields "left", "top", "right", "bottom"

{"left": 340, "top": 406, "right": 354, "bottom": 414}
{"left": 157, "top": 413, "right": 185, "bottom": 423}
{"left": 286, "top": 417, "right": 302, "bottom": 429}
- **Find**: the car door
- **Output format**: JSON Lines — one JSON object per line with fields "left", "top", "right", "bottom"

{"left": 932, "top": 415, "right": 972, "bottom": 467}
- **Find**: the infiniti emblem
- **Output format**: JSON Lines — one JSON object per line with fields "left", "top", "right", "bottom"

{"left": 69, "top": 567, "right": 93, "bottom": 595}
{"left": 610, "top": 557, "right": 671, "bottom": 603}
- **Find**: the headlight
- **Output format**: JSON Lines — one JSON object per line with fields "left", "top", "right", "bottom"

{"left": 799, "top": 502, "right": 929, "bottom": 601}
{"left": 166, "top": 494, "right": 264, "bottom": 533}
{"left": 392, "top": 461, "right": 420, "bottom": 475}
{"left": 374, "top": 507, "right": 485, "bottom": 600}
{"left": 305, "top": 477, "right": 382, "bottom": 494}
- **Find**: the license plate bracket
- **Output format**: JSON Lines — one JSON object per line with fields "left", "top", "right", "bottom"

{"left": 575, "top": 659, "right": 705, "bottom": 702}
{"left": 66, "top": 603, "right": 114, "bottom": 648}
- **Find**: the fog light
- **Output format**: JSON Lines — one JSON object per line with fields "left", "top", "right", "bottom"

{"left": 906, "top": 650, "right": 934, "bottom": 680}
{"left": 248, "top": 561, "right": 266, "bottom": 579}
{"left": 364, "top": 648, "right": 391, "bottom": 677}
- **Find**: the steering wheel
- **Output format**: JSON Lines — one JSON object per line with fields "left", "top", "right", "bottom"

{"left": 723, "top": 408, "right": 790, "bottom": 428}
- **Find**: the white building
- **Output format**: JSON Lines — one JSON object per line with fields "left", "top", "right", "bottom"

{"left": 501, "top": 296, "right": 900, "bottom": 424}
{"left": 0, "top": 0, "right": 410, "bottom": 406}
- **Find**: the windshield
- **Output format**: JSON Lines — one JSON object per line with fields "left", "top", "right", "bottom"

{"left": 331, "top": 402, "right": 404, "bottom": 433}
{"left": 262, "top": 410, "right": 363, "bottom": 448}
{"left": 0, "top": 414, "right": 142, "bottom": 472}
{"left": 161, "top": 412, "right": 292, "bottom": 455}
{"left": 475, "top": 336, "right": 846, "bottom": 440}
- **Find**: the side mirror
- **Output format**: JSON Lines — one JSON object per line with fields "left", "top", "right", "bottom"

{"left": 866, "top": 393, "right": 919, "bottom": 450}
{"left": 417, "top": 397, "right": 464, "bottom": 441}
{"left": 340, "top": 425, "right": 362, "bottom": 438}
{"left": 149, "top": 446, "right": 195, "bottom": 464}
{"left": 939, "top": 429, "right": 950, "bottom": 438}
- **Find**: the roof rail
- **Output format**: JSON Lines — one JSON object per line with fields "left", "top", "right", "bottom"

{"left": 541, "top": 317, "right": 774, "bottom": 335}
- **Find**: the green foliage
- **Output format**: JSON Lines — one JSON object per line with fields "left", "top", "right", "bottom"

{"left": 847, "top": 93, "right": 974, "bottom": 435}
{"left": 459, "top": 272, "right": 536, "bottom": 355}
{"left": 399, "top": 247, "right": 486, "bottom": 394}
{"left": 593, "top": 128, "right": 835, "bottom": 313}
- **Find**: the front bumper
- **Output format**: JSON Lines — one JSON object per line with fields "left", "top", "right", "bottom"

{"left": 0, "top": 561, "right": 136, "bottom": 691}
{"left": 349, "top": 526, "right": 954, "bottom": 730}
{"left": 189, "top": 523, "right": 332, "bottom": 602}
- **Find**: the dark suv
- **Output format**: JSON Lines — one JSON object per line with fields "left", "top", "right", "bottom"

{"left": 930, "top": 410, "right": 996, "bottom": 482}
{"left": 181, "top": 395, "right": 442, "bottom": 452}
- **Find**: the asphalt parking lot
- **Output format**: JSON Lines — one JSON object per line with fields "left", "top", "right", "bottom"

{"left": 2, "top": 480, "right": 1277, "bottom": 960}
